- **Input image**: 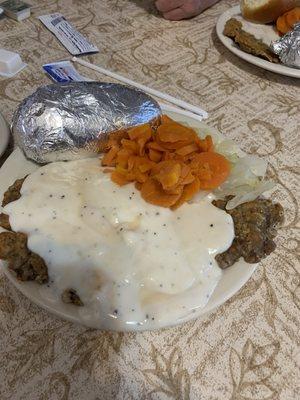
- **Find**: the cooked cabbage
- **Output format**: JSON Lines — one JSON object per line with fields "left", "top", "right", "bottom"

{"left": 213, "top": 149, "right": 274, "bottom": 209}
{"left": 183, "top": 121, "right": 274, "bottom": 209}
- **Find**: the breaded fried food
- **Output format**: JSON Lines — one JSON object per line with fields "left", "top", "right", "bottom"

{"left": 0, "top": 231, "right": 48, "bottom": 283}
{"left": 0, "top": 178, "right": 83, "bottom": 305}
{"left": 0, "top": 178, "right": 27, "bottom": 231}
{"left": 2, "top": 177, "right": 26, "bottom": 207}
{"left": 0, "top": 179, "right": 49, "bottom": 284}
{"left": 0, "top": 213, "right": 10, "bottom": 231}
{"left": 62, "top": 289, "right": 83, "bottom": 306}
{"left": 213, "top": 197, "right": 284, "bottom": 269}
{"left": 224, "top": 17, "right": 243, "bottom": 37}
{"left": 0, "top": 175, "right": 283, "bottom": 302}
{"left": 224, "top": 18, "right": 280, "bottom": 63}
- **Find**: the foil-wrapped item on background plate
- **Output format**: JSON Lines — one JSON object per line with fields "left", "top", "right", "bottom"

{"left": 12, "top": 82, "right": 161, "bottom": 163}
{"left": 271, "top": 23, "right": 300, "bottom": 69}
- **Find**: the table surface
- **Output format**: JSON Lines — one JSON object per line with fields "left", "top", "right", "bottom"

{"left": 0, "top": 1, "right": 299, "bottom": 399}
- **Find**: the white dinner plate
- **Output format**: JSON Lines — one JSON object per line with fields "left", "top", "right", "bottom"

{"left": 0, "top": 112, "right": 10, "bottom": 158}
{"left": 216, "top": 5, "right": 300, "bottom": 79}
{"left": 0, "top": 109, "right": 257, "bottom": 331}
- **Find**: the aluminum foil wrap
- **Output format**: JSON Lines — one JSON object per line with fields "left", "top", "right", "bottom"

{"left": 12, "top": 82, "right": 162, "bottom": 163}
{"left": 270, "top": 23, "right": 300, "bottom": 68}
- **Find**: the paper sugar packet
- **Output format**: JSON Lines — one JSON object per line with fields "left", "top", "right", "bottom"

{"left": 43, "top": 60, "right": 91, "bottom": 83}
{"left": 39, "top": 13, "right": 98, "bottom": 55}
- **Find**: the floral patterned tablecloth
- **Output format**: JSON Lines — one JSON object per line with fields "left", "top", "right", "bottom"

{"left": 0, "top": 1, "right": 299, "bottom": 399}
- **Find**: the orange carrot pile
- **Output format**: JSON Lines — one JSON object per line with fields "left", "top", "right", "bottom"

{"left": 102, "top": 115, "right": 230, "bottom": 209}
{"left": 277, "top": 7, "right": 300, "bottom": 35}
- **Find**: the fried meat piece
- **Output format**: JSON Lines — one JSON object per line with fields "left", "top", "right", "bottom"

{"left": 62, "top": 289, "right": 83, "bottom": 306}
{"left": 224, "top": 18, "right": 280, "bottom": 63}
{"left": 0, "top": 213, "right": 10, "bottom": 231}
{"left": 0, "top": 178, "right": 83, "bottom": 306}
{"left": 0, "top": 231, "right": 48, "bottom": 283}
{"left": 2, "top": 177, "right": 26, "bottom": 207}
{"left": 0, "top": 177, "right": 27, "bottom": 231}
{"left": 213, "top": 197, "right": 284, "bottom": 269}
{"left": 223, "top": 17, "right": 243, "bottom": 37}
{"left": 1, "top": 176, "right": 283, "bottom": 301}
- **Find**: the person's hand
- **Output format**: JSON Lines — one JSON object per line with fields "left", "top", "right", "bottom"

{"left": 155, "top": 0, "right": 218, "bottom": 20}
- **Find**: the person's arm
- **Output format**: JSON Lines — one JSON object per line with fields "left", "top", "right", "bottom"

{"left": 155, "top": 0, "right": 220, "bottom": 20}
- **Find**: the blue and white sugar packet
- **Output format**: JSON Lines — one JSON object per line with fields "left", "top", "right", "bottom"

{"left": 43, "top": 60, "right": 91, "bottom": 83}
{"left": 39, "top": 13, "right": 98, "bottom": 55}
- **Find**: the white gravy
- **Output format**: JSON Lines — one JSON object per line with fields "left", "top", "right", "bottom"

{"left": 235, "top": 15, "right": 279, "bottom": 45}
{"left": 4, "top": 158, "right": 234, "bottom": 330}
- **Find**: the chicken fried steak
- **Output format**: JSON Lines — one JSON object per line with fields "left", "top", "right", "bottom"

{"left": 0, "top": 178, "right": 283, "bottom": 304}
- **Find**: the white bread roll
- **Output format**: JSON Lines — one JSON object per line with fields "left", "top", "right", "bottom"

{"left": 241, "top": 0, "right": 298, "bottom": 23}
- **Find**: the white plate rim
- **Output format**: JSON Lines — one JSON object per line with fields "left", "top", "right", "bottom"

{"left": 0, "top": 112, "right": 10, "bottom": 158}
{"left": 216, "top": 5, "right": 300, "bottom": 79}
{"left": 0, "top": 108, "right": 257, "bottom": 331}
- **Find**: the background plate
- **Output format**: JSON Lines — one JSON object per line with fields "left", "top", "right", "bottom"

{"left": 216, "top": 5, "right": 300, "bottom": 79}
{"left": 0, "top": 108, "right": 257, "bottom": 331}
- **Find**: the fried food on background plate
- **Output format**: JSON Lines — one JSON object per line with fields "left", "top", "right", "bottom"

{"left": 224, "top": 18, "right": 280, "bottom": 63}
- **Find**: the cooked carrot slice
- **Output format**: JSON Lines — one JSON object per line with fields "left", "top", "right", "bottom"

{"left": 157, "top": 123, "right": 197, "bottom": 143}
{"left": 137, "top": 137, "right": 148, "bottom": 156}
{"left": 105, "top": 139, "right": 119, "bottom": 149}
{"left": 197, "top": 167, "right": 213, "bottom": 181}
{"left": 182, "top": 152, "right": 199, "bottom": 163}
{"left": 147, "top": 141, "right": 166, "bottom": 152}
{"left": 176, "top": 163, "right": 195, "bottom": 185}
{"left": 133, "top": 156, "right": 154, "bottom": 172}
{"left": 151, "top": 160, "right": 176, "bottom": 174}
{"left": 193, "top": 152, "right": 230, "bottom": 189}
{"left": 161, "top": 115, "right": 174, "bottom": 124}
{"left": 172, "top": 177, "right": 200, "bottom": 209}
{"left": 111, "top": 171, "right": 129, "bottom": 186}
{"left": 128, "top": 124, "right": 152, "bottom": 141}
{"left": 206, "top": 135, "right": 214, "bottom": 151}
{"left": 154, "top": 161, "right": 181, "bottom": 190}
{"left": 176, "top": 143, "right": 199, "bottom": 156}
{"left": 162, "top": 152, "right": 176, "bottom": 161}
{"left": 158, "top": 140, "right": 193, "bottom": 150}
{"left": 116, "top": 148, "right": 133, "bottom": 168}
{"left": 149, "top": 148, "right": 163, "bottom": 162}
{"left": 141, "top": 178, "right": 181, "bottom": 207}
{"left": 133, "top": 169, "right": 148, "bottom": 183}
{"left": 180, "top": 171, "right": 195, "bottom": 185}
{"left": 138, "top": 162, "right": 153, "bottom": 173}
{"left": 197, "top": 135, "right": 214, "bottom": 152}
{"left": 127, "top": 155, "right": 136, "bottom": 171}
{"left": 121, "top": 139, "right": 138, "bottom": 153}
{"left": 102, "top": 115, "right": 230, "bottom": 209}
{"left": 180, "top": 164, "right": 190, "bottom": 178}
{"left": 184, "top": 176, "right": 200, "bottom": 200}
{"left": 182, "top": 175, "right": 195, "bottom": 185}
{"left": 164, "top": 184, "right": 184, "bottom": 195}
{"left": 102, "top": 144, "right": 119, "bottom": 166}
{"left": 107, "top": 130, "right": 128, "bottom": 145}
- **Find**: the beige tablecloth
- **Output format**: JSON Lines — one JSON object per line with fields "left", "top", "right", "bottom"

{"left": 0, "top": 1, "right": 299, "bottom": 399}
